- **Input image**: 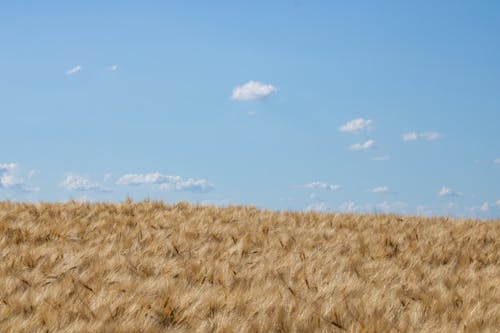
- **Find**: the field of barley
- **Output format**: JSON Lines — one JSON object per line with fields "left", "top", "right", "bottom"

{"left": 0, "top": 201, "right": 498, "bottom": 332}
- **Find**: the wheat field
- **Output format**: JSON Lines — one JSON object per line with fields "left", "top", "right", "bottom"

{"left": 0, "top": 201, "right": 498, "bottom": 332}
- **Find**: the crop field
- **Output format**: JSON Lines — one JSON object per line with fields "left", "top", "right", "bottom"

{"left": 0, "top": 201, "right": 498, "bottom": 332}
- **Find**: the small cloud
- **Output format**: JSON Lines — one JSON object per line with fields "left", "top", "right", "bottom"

{"left": 108, "top": 64, "right": 118, "bottom": 71}
{"left": 438, "top": 186, "right": 462, "bottom": 197}
{"left": 402, "top": 132, "right": 418, "bottom": 142}
{"left": 60, "top": 173, "right": 110, "bottom": 192}
{"left": 416, "top": 205, "right": 434, "bottom": 217}
{"left": 66, "top": 65, "right": 81, "bottom": 75}
{"left": 158, "top": 178, "right": 213, "bottom": 192}
{"left": 199, "top": 199, "right": 230, "bottom": 206}
{"left": 306, "top": 202, "right": 330, "bottom": 212}
{"left": 116, "top": 172, "right": 214, "bottom": 192}
{"left": 494, "top": 200, "right": 500, "bottom": 207}
{"left": 27, "top": 170, "right": 36, "bottom": 179}
{"left": 302, "top": 181, "right": 342, "bottom": 191}
{"left": 75, "top": 195, "right": 92, "bottom": 203}
{"left": 230, "top": 81, "right": 277, "bottom": 101}
{"left": 338, "top": 201, "right": 408, "bottom": 214}
{"left": 494, "top": 158, "right": 500, "bottom": 164}
{"left": 0, "top": 163, "right": 39, "bottom": 192}
{"left": 338, "top": 201, "right": 359, "bottom": 213}
{"left": 373, "top": 201, "right": 408, "bottom": 214}
{"left": 103, "top": 173, "right": 112, "bottom": 182}
{"left": 420, "top": 132, "right": 441, "bottom": 141}
{"left": 339, "top": 118, "right": 372, "bottom": 134}
{"left": 403, "top": 131, "right": 441, "bottom": 142}
{"left": 116, "top": 173, "right": 164, "bottom": 185}
{"left": 349, "top": 139, "right": 376, "bottom": 151}
{"left": 248, "top": 111, "right": 256, "bottom": 117}
{"left": 1, "top": 163, "right": 19, "bottom": 188}
{"left": 372, "top": 156, "right": 390, "bottom": 161}
{"left": 369, "top": 186, "right": 391, "bottom": 194}
{"left": 466, "top": 201, "right": 492, "bottom": 215}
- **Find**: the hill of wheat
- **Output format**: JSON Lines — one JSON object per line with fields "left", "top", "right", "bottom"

{"left": 0, "top": 201, "right": 498, "bottom": 332}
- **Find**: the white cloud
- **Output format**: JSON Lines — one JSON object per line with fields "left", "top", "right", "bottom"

{"left": 465, "top": 201, "right": 494, "bottom": 215}
{"left": 0, "top": 163, "right": 17, "bottom": 187}
{"left": 0, "top": 163, "right": 38, "bottom": 192}
{"left": 338, "top": 201, "right": 408, "bottom": 214}
{"left": 372, "top": 156, "right": 390, "bottom": 161}
{"left": 369, "top": 186, "right": 390, "bottom": 193}
{"left": 303, "top": 181, "right": 342, "bottom": 191}
{"left": 339, "top": 118, "right": 372, "bottom": 134}
{"left": 108, "top": 64, "right": 118, "bottom": 71}
{"left": 416, "top": 205, "right": 434, "bottom": 217}
{"left": 116, "top": 173, "right": 165, "bottom": 185}
{"left": 199, "top": 199, "right": 230, "bottom": 206}
{"left": 420, "top": 132, "right": 441, "bottom": 141}
{"left": 335, "top": 200, "right": 496, "bottom": 218}
{"left": 349, "top": 139, "right": 376, "bottom": 151}
{"left": 60, "top": 174, "right": 110, "bottom": 192}
{"left": 103, "top": 173, "right": 112, "bottom": 182}
{"left": 402, "top": 132, "right": 418, "bottom": 142}
{"left": 437, "top": 203, "right": 475, "bottom": 218}
{"left": 27, "top": 169, "right": 36, "bottom": 179}
{"left": 158, "top": 178, "right": 213, "bottom": 192}
{"left": 338, "top": 201, "right": 359, "bottom": 213}
{"left": 373, "top": 201, "right": 408, "bottom": 214}
{"left": 479, "top": 202, "right": 489, "bottom": 212}
{"left": 470, "top": 200, "right": 500, "bottom": 213}
{"left": 403, "top": 131, "right": 441, "bottom": 142}
{"left": 75, "top": 195, "right": 92, "bottom": 203}
{"left": 62, "top": 195, "right": 98, "bottom": 203}
{"left": 230, "top": 81, "right": 277, "bottom": 101}
{"left": 116, "top": 172, "right": 214, "bottom": 192}
{"left": 494, "top": 158, "right": 500, "bottom": 164}
{"left": 306, "top": 202, "right": 330, "bottom": 212}
{"left": 66, "top": 65, "right": 81, "bottom": 75}
{"left": 438, "top": 186, "right": 462, "bottom": 197}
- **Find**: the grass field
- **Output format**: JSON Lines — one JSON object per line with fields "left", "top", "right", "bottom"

{"left": 0, "top": 201, "right": 498, "bottom": 332}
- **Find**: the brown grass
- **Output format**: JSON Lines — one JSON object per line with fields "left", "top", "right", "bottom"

{"left": 0, "top": 201, "right": 499, "bottom": 332}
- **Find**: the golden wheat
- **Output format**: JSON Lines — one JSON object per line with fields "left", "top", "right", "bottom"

{"left": 0, "top": 201, "right": 498, "bottom": 332}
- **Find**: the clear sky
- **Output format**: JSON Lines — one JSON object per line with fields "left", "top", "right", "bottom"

{"left": 1, "top": 1, "right": 499, "bottom": 218}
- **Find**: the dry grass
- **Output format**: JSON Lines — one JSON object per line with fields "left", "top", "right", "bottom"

{"left": 0, "top": 201, "right": 498, "bottom": 332}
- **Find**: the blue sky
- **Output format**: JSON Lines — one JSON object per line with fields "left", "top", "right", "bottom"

{"left": 1, "top": 1, "right": 499, "bottom": 218}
